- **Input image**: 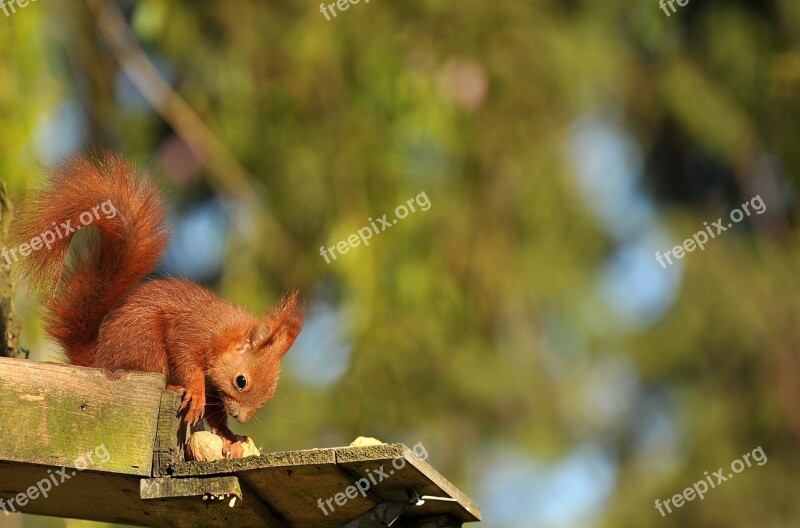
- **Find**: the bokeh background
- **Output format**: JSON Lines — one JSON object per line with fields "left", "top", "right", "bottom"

{"left": 1, "top": 0, "right": 799, "bottom": 526}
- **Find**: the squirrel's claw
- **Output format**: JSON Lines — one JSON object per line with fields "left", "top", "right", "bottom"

{"left": 177, "top": 387, "right": 206, "bottom": 425}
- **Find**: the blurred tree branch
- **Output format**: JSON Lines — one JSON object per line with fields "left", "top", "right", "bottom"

{"left": 84, "top": 0, "right": 302, "bottom": 263}
{"left": 0, "top": 182, "right": 20, "bottom": 359}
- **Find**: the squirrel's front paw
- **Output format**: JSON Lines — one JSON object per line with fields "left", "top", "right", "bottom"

{"left": 176, "top": 386, "right": 206, "bottom": 425}
{"left": 222, "top": 436, "right": 247, "bottom": 459}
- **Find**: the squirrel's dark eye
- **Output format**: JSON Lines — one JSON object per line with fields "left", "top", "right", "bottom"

{"left": 235, "top": 375, "right": 247, "bottom": 390}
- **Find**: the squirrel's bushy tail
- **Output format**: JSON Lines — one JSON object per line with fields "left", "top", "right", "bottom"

{"left": 11, "top": 153, "right": 170, "bottom": 365}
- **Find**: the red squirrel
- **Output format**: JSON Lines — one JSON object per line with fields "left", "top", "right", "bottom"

{"left": 11, "top": 153, "right": 304, "bottom": 458}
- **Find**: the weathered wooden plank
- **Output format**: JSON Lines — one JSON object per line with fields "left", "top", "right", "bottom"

{"left": 170, "top": 447, "right": 338, "bottom": 477}
{"left": 141, "top": 476, "right": 242, "bottom": 500}
{"left": 170, "top": 443, "right": 481, "bottom": 525}
{"left": 141, "top": 476, "right": 287, "bottom": 527}
{"left": 173, "top": 447, "right": 381, "bottom": 526}
{"left": 152, "top": 390, "right": 183, "bottom": 477}
{"left": 336, "top": 444, "right": 482, "bottom": 523}
{"left": 0, "top": 461, "right": 290, "bottom": 528}
{"left": 238, "top": 456, "right": 380, "bottom": 527}
{"left": 0, "top": 460, "right": 170, "bottom": 527}
{"left": 0, "top": 357, "right": 165, "bottom": 476}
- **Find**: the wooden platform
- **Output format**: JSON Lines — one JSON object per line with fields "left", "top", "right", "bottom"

{"left": 0, "top": 356, "right": 481, "bottom": 527}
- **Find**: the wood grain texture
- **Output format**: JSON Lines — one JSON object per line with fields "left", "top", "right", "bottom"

{"left": 141, "top": 476, "right": 287, "bottom": 527}
{"left": 0, "top": 460, "right": 168, "bottom": 527}
{"left": 238, "top": 453, "right": 379, "bottom": 527}
{"left": 337, "top": 444, "right": 482, "bottom": 523}
{"left": 0, "top": 356, "right": 164, "bottom": 476}
{"left": 170, "top": 443, "right": 482, "bottom": 525}
{"left": 0, "top": 461, "right": 286, "bottom": 528}
{"left": 171, "top": 447, "right": 380, "bottom": 526}
{"left": 141, "top": 476, "right": 242, "bottom": 500}
{"left": 170, "top": 446, "right": 337, "bottom": 477}
{"left": 153, "top": 390, "right": 183, "bottom": 477}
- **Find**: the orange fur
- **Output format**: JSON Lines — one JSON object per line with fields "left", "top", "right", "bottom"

{"left": 12, "top": 153, "right": 304, "bottom": 456}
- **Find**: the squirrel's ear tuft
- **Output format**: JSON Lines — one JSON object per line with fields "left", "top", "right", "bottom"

{"left": 270, "top": 290, "right": 305, "bottom": 357}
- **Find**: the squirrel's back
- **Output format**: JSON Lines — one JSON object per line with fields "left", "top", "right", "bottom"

{"left": 12, "top": 153, "right": 170, "bottom": 365}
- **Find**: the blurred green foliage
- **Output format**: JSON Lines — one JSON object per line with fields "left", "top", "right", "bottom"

{"left": 1, "top": 0, "right": 799, "bottom": 526}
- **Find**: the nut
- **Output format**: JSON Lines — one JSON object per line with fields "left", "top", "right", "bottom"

{"left": 187, "top": 431, "right": 225, "bottom": 462}
{"left": 186, "top": 432, "right": 261, "bottom": 461}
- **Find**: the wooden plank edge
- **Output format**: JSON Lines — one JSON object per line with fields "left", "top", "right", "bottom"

{"left": 152, "top": 390, "right": 183, "bottom": 477}
{"left": 0, "top": 356, "right": 166, "bottom": 384}
{"left": 336, "top": 443, "right": 482, "bottom": 522}
{"left": 398, "top": 446, "right": 481, "bottom": 522}
{"left": 141, "top": 475, "right": 241, "bottom": 500}
{"left": 170, "top": 447, "right": 338, "bottom": 477}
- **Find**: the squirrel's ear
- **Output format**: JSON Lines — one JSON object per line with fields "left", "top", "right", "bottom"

{"left": 247, "top": 323, "right": 271, "bottom": 349}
